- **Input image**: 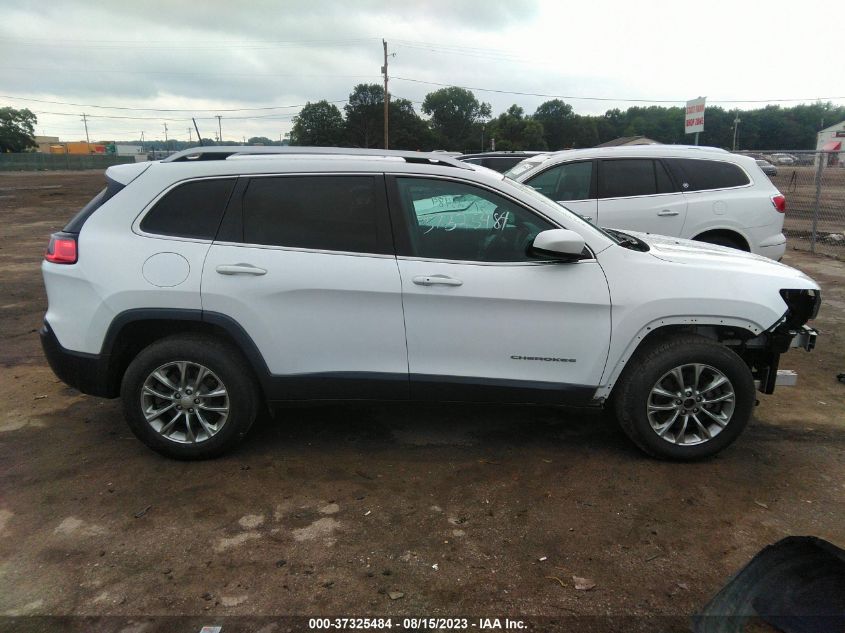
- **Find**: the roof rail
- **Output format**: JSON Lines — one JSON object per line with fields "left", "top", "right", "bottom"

{"left": 162, "top": 145, "right": 473, "bottom": 169}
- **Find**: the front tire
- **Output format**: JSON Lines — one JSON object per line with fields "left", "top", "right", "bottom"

{"left": 120, "top": 334, "right": 259, "bottom": 460}
{"left": 613, "top": 334, "right": 755, "bottom": 460}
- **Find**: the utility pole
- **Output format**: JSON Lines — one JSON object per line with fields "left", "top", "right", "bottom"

{"left": 382, "top": 39, "right": 389, "bottom": 149}
{"left": 82, "top": 113, "right": 91, "bottom": 153}
{"left": 187, "top": 127, "right": 193, "bottom": 143}
{"left": 140, "top": 130, "right": 145, "bottom": 155}
{"left": 732, "top": 111, "right": 741, "bottom": 151}
{"left": 216, "top": 115, "right": 223, "bottom": 144}
{"left": 163, "top": 122, "right": 168, "bottom": 147}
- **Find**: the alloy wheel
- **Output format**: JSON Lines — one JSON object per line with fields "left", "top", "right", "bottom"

{"left": 140, "top": 361, "right": 230, "bottom": 444}
{"left": 646, "top": 363, "right": 735, "bottom": 446}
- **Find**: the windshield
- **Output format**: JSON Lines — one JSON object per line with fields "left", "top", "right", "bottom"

{"left": 503, "top": 159, "right": 543, "bottom": 179}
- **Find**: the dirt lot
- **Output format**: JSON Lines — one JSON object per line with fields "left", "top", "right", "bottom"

{"left": 1, "top": 171, "right": 844, "bottom": 632}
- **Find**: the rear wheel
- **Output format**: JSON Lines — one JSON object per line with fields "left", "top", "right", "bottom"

{"left": 121, "top": 334, "right": 259, "bottom": 460}
{"left": 613, "top": 335, "right": 755, "bottom": 460}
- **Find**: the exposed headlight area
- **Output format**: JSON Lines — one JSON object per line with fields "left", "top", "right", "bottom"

{"left": 779, "top": 288, "right": 821, "bottom": 328}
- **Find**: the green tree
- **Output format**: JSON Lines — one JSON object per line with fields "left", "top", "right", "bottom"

{"left": 388, "top": 98, "right": 436, "bottom": 150}
{"left": 422, "top": 87, "right": 491, "bottom": 150}
{"left": 0, "top": 107, "right": 37, "bottom": 152}
{"left": 487, "top": 105, "right": 547, "bottom": 150}
{"left": 344, "top": 84, "right": 385, "bottom": 148}
{"left": 247, "top": 136, "right": 275, "bottom": 145}
{"left": 290, "top": 101, "right": 345, "bottom": 146}
{"left": 533, "top": 99, "right": 577, "bottom": 149}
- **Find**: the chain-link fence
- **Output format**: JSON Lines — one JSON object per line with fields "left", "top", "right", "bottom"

{"left": 736, "top": 150, "right": 845, "bottom": 258}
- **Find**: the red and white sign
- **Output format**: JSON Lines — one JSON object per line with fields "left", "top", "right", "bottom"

{"left": 685, "top": 97, "right": 706, "bottom": 134}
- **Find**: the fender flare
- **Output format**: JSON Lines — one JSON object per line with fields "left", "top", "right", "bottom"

{"left": 592, "top": 314, "right": 767, "bottom": 401}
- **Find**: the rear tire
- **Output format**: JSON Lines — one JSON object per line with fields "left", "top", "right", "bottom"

{"left": 120, "top": 334, "right": 259, "bottom": 460}
{"left": 613, "top": 334, "right": 755, "bottom": 460}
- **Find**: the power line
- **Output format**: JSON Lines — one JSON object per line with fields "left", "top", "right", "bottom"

{"left": 1, "top": 94, "right": 348, "bottom": 113}
{"left": 0, "top": 37, "right": 379, "bottom": 50}
{"left": 391, "top": 77, "right": 845, "bottom": 104}
{"left": 0, "top": 67, "right": 380, "bottom": 81}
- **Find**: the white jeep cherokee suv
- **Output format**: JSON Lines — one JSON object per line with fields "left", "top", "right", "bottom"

{"left": 41, "top": 147, "right": 819, "bottom": 461}
{"left": 505, "top": 145, "right": 788, "bottom": 259}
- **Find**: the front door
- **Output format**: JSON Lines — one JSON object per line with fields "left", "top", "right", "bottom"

{"left": 387, "top": 176, "right": 611, "bottom": 404}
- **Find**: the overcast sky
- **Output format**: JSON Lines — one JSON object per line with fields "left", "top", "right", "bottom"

{"left": 0, "top": 0, "right": 840, "bottom": 143}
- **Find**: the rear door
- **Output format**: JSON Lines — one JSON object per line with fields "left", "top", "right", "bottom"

{"left": 522, "top": 160, "right": 599, "bottom": 224}
{"left": 596, "top": 158, "right": 687, "bottom": 235}
{"left": 201, "top": 174, "right": 409, "bottom": 400}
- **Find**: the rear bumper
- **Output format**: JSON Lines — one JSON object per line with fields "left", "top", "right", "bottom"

{"left": 40, "top": 320, "right": 114, "bottom": 398}
{"left": 757, "top": 234, "right": 787, "bottom": 261}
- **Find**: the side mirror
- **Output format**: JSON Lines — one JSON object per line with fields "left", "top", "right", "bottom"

{"left": 531, "top": 229, "right": 588, "bottom": 262}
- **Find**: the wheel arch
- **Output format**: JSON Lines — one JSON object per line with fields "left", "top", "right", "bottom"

{"left": 101, "top": 309, "right": 270, "bottom": 399}
{"left": 595, "top": 317, "right": 764, "bottom": 402}
{"left": 691, "top": 228, "right": 751, "bottom": 251}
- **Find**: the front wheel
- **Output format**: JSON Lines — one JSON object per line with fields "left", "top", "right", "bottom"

{"left": 613, "top": 335, "right": 755, "bottom": 460}
{"left": 120, "top": 334, "right": 259, "bottom": 460}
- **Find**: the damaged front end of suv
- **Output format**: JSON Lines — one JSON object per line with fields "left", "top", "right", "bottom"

{"left": 736, "top": 289, "right": 820, "bottom": 394}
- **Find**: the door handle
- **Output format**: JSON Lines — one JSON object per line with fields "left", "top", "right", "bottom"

{"left": 413, "top": 275, "right": 463, "bottom": 287}
{"left": 215, "top": 264, "right": 267, "bottom": 276}
{"left": 657, "top": 209, "right": 679, "bottom": 217}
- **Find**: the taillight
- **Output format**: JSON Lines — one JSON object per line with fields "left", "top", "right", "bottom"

{"left": 45, "top": 232, "right": 78, "bottom": 264}
{"left": 771, "top": 194, "right": 786, "bottom": 213}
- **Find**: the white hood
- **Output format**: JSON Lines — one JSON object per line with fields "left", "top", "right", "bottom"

{"left": 628, "top": 231, "right": 818, "bottom": 288}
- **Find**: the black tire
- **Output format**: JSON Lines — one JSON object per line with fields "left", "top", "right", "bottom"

{"left": 120, "top": 334, "right": 259, "bottom": 460}
{"left": 694, "top": 233, "right": 747, "bottom": 251}
{"left": 612, "top": 334, "right": 755, "bottom": 460}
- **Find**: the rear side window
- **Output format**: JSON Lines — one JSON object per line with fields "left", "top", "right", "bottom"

{"left": 666, "top": 159, "right": 750, "bottom": 191}
{"left": 241, "top": 176, "right": 381, "bottom": 253}
{"left": 140, "top": 178, "right": 236, "bottom": 239}
{"left": 600, "top": 159, "right": 660, "bottom": 198}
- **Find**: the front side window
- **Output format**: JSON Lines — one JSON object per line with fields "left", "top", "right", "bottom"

{"left": 396, "top": 178, "right": 555, "bottom": 262}
{"left": 665, "top": 158, "right": 750, "bottom": 191}
{"left": 526, "top": 161, "right": 593, "bottom": 201}
{"left": 241, "top": 176, "right": 381, "bottom": 253}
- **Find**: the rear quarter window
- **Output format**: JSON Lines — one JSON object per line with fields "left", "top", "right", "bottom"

{"left": 140, "top": 178, "right": 236, "bottom": 239}
{"left": 666, "top": 159, "right": 750, "bottom": 191}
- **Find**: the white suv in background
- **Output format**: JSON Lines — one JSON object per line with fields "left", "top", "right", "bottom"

{"left": 41, "top": 147, "right": 818, "bottom": 461}
{"left": 505, "top": 146, "right": 787, "bottom": 260}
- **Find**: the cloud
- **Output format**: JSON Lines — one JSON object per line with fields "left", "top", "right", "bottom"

{"left": 0, "top": 0, "right": 838, "bottom": 141}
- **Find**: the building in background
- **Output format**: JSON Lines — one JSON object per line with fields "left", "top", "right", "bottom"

{"left": 115, "top": 144, "right": 148, "bottom": 162}
{"left": 816, "top": 121, "right": 844, "bottom": 166}
{"left": 47, "top": 141, "right": 108, "bottom": 155}
{"left": 33, "top": 135, "right": 60, "bottom": 153}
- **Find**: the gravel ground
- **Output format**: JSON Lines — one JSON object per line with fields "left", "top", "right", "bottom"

{"left": 1, "top": 170, "right": 843, "bottom": 632}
